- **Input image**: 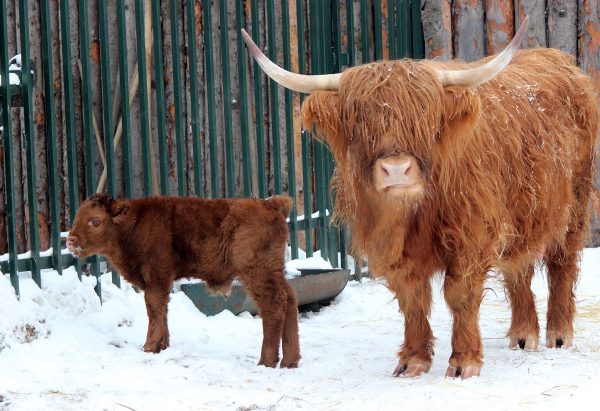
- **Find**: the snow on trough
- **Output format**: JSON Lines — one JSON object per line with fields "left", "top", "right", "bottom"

{"left": 1, "top": 249, "right": 600, "bottom": 410}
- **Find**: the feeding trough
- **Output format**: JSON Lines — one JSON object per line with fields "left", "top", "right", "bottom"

{"left": 181, "top": 268, "right": 350, "bottom": 316}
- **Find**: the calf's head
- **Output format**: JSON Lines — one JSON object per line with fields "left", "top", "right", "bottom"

{"left": 67, "top": 194, "right": 130, "bottom": 258}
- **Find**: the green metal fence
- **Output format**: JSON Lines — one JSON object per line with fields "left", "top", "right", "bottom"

{"left": 0, "top": 0, "right": 424, "bottom": 298}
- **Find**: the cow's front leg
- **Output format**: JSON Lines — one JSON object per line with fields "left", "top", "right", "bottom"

{"left": 388, "top": 272, "right": 434, "bottom": 378}
{"left": 143, "top": 284, "right": 171, "bottom": 353}
{"left": 443, "top": 268, "right": 485, "bottom": 379}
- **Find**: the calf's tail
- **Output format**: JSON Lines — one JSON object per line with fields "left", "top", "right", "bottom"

{"left": 265, "top": 196, "right": 293, "bottom": 218}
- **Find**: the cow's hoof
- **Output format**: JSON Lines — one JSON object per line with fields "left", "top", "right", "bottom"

{"left": 445, "top": 364, "right": 481, "bottom": 379}
{"left": 393, "top": 361, "right": 430, "bottom": 378}
{"left": 546, "top": 331, "right": 572, "bottom": 349}
{"left": 509, "top": 334, "right": 538, "bottom": 351}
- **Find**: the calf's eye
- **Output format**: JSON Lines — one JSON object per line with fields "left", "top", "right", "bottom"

{"left": 88, "top": 218, "right": 101, "bottom": 227}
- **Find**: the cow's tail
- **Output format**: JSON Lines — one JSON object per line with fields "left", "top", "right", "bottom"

{"left": 265, "top": 195, "right": 293, "bottom": 218}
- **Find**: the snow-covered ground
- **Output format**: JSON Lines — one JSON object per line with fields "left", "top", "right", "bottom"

{"left": 1, "top": 249, "right": 600, "bottom": 411}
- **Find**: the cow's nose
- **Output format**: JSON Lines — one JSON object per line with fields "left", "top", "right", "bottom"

{"left": 374, "top": 156, "right": 422, "bottom": 193}
{"left": 379, "top": 159, "right": 412, "bottom": 179}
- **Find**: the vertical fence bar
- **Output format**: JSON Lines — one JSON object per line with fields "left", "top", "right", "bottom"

{"left": 400, "top": 0, "right": 411, "bottom": 57}
{"left": 219, "top": 0, "right": 235, "bottom": 198}
{"left": 170, "top": 0, "right": 187, "bottom": 196}
{"left": 251, "top": 0, "right": 267, "bottom": 198}
{"left": 202, "top": 0, "right": 219, "bottom": 197}
{"left": 40, "top": 0, "right": 62, "bottom": 276}
{"left": 320, "top": 0, "right": 331, "bottom": 261}
{"left": 373, "top": 0, "right": 383, "bottom": 60}
{"left": 346, "top": 0, "right": 355, "bottom": 66}
{"left": 117, "top": 0, "right": 133, "bottom": 199}
{"left": 281, "top": 0, "right": 298, "bottom": 259}
{"left": 134, "top": 0, "right": 153, "bottom": 197}
{"left": 310, "top": 0, "right": 327, "bottom": 260}
{"left": 360, "top": 0, "right": 370, "bottom": 62}
{"left": 186, "top": 0, "right": 203, "bottom": 197}
{"left": 79, "top": 0, "right": 101, "bottom": 294}
{"left": 151, "top": 0, "right": 169, "bottom": 195}
{"left": 301, "top": 131, "right": 313, "bottom": 257}
{"left": 235, "top": 0, "right": 252, "bottom": 197}
{"left": 98, "top": 1, "right": 116, "bottom": 197}
{"left": 0, "top": 0, "right": 18, "bottom": 293}
{"left": 21, "top": 0, "right": 41, "bottom": 286}
{"left": 296, "top": 0, "right": 313, "bottom": 257}
{"left": 411, "top": 0, "right": 424, "bottom": 58}
{"left": 266, "top": 0, "right": 282, "bottom": 194}
{"left": 59, "top": 0, "right": 79, "bottom": 216}
{"left": 388, "top": 0, "right": 397, "bottom": 59}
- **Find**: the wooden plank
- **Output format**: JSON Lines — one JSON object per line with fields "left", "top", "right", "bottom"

{"left": 548, "top": 0, "right": 577, "bottom": 55}
{"left": 579, "top": 0, "right": 600, "bottom": 88}
{"left": 452, "top": 0, "right": 485, "bottom": 61}
{"left": 485, "top": 0, "right": 514, "bottom": 55}
{"left": 420, "top": 0, "right": 452, "bottom": 59}
{"left": 515, "top": 0, "right": 546, "bottom": 48}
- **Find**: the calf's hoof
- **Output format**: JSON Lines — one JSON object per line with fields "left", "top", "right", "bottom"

{"left": 257, "top": 356, "right": 279, "bottom": 368}
{"left": 280, "top": 356, "right": 300, "bottom": 368}
{"left": 445, "top": 364, "right": 481, "bottom": 379}
{"left": 392, "top": 361, "right": 431, "bottom": 378}
{"left": 143, "top": 337, "right": 170, "bottom": 353}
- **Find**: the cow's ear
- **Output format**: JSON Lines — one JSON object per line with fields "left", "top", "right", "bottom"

{"left": 441, "top": 87, "right": 481, "bottom": 135}
{"left": 301, "top": 91, "right": 346, "bottom": 154}
{"left": 110, "top": 199, "right": 130, "bottom": 224}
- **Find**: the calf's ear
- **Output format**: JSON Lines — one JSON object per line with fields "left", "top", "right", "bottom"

{"left": 110, "top": 199, "right": 130, "bottom": 224}
{"left": 301, "top": 91, "right": 346, "bottom": 156}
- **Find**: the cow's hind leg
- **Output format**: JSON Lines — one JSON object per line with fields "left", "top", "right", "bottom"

{"left": 443, "top": 267, "right": 486, "bottom": 379}
{"left": 544, "top": 245, "right": 579, "bottom": 348}
{"left": 543, "top": 181, "right": 589, "bottom": 348}
{"left": 504, "top": 265, "right": 539, "bottom": 350}
{"left": 388, "top": 272, "right": 434, "bottom": 378}
{"left": 242, "top": 271, "right": 288, "bottom": 368}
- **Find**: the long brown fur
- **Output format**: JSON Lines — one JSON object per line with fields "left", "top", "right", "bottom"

{"left": 302, "top": 49, "right": 599, "bottom": 376}
{"left": 67, "top": 195, "right": 300, "bottom": 368}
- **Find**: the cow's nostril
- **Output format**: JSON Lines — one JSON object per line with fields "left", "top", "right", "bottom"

{"left": 380, "top": 164, "right": 390, "bottom": 177}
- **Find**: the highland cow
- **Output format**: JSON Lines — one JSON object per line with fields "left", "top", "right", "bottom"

{"left": 67, "top": 194, "right": 300, "bottom": 368}
{"left": 242, "top": 16, "right": 599, "bottom": 378}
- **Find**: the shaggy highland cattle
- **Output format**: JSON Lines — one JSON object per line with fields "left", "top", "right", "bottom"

{"left": 67, "top": 194, "right": 300, "bottom": 368}
{"left": 242, "top": 16, "right": 599, "bottom": 378}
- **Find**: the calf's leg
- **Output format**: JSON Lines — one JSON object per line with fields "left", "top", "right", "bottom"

{"left": 279, "top": 280, "right": 300, "bottom": 368}
{"left": 443, "top": 268, "right": 485, "bottom": 379}
{"left": 504, "top": 265, "right": 539, "bottom": 350}
{"left": 143, "top": 285, "right": 171, "bottom": 353}
{"left": 388, "top": 272, "right": 434, "bottom": 377}
{"left": 242, "top": 272, "right": 289, "bottom": 368}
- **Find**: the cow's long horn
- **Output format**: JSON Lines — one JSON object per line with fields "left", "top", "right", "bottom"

{"left": 436, "top": 16, "right": 529, "bottom": 88}
{"left": 241, "top": 29, "right": 341, "bottom": 93}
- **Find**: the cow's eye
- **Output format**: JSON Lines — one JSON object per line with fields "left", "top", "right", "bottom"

{"left": 88, "top": 218, "right": 101, "bottom": 227}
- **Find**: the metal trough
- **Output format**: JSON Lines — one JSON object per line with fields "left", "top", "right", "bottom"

{"left": 181, "top": 269, "right": 350, "bottom": 316}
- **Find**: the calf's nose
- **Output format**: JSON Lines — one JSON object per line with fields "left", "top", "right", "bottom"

{"left": 66, "top": 235, "right": 78, "bottom": 248}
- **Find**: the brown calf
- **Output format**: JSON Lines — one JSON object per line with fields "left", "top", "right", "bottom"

{"left": 67, "top": 194, "right": 300, "bottom": 368}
